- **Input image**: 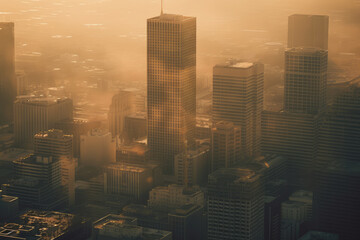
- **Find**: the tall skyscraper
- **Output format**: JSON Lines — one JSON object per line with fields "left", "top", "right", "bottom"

{"left": 288, "top": 14, "right": 329, "bottom": 50}
{"left": 210, "top": 121, "right": 241, "bottom": 172}
{"left": 207, "top": 168, "right": 264, "bottom": 240}
{"left": 34, "top": 129, "right": 75, "bottom": 206}
{"left": 0, "top": 23, "right": 16, "bottom": 123}
{"left": 213, "top": 62, "right": 264, "bottom": 158}
{"left": 14, "top": 96, "right": 73, "bottom": 148}
{"left": 147, "top": 13, "right": 196, "bottom": 175}
{"left": 284, "top": 48, "right": 328, "bottom": 114}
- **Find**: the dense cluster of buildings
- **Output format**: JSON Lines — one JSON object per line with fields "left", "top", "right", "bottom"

{"left": 0, "top": 6, "right": 358, "bottom": 240}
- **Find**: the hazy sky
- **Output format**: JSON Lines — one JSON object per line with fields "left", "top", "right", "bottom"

{"left": 1, "top": 0, "right": 359, "bottom": 87}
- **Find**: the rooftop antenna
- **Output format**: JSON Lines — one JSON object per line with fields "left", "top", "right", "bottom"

{"left": 161, "top": 0, "right": 164, "bottom": 15}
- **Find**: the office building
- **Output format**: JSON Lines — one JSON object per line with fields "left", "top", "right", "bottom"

{"left": 264, "top": 196, "right": 281, "bottom": 240}
{"left": 207, "top": 168, "right": 264, "bottom": 240}
{"left": 317, "top": 82, "right": 360, "bottom": 167}
{"left": 288, "top": 14, "right": 329, "bottom": 50}
{"left": 55, "top": 119, "right": 101, "bottom": 158}
{"left": 0, "top": 22, "right": 16, "bottom": 124}
{"left": 261, "top": 110, "right": 321, "bottom": 187}
{"left": 124, "top": 112, "right": 147, "bottom": 143}
{"left": 92, "top": 214, "right": 172, "bottom": 240}
{"left": 34, "top": 129, "right": 75, "bottom": 206}
{"left": 117, "top": 143, "right": 147, "bottom": 164}
{"left": 147, "top": 13, "right": 196, "bottom": 175}
{"left": 2, "top": 155, "right": 66, "bottom": 210}
{"left": 196, "top": 116, "right": 211, "bottom": 140}
{"left": 284, "top": 48, "right": 328, "bottom": 114}
{"left": 213, "top": 62, "right": 264, "bottom": 158}
{"left": 105, "top": 163, "right": 154, "bottom": 200}
{"left": 314, "top": 160, "right": 360, "bottom": 240}
{"left": 148, "top": 184, "right": 204, "bottom": 210}
{"left": 108, "top": 90, "right": 136, "bottom": 138}
{"left": 168, "top": 204, "right": 204, "bottom": 240}
{"left": 14, "top": 96, "right": 73, "bottom": 148}
{"left": 210, "top": 121, "right": 241, "bottom": 172}
{"left": 0, "top": 190, "right": 19, "bottom": 222}
{"left": 80, "top": 129, "right": 116, "bottom": 166}
{"left": 174, "top": 145, "right": 210, "bottom": 186}
{"left": 289, "top": 190, "right": 313, "bottom": 221}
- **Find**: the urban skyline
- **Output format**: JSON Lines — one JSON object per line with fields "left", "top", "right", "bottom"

{"left": 0, "top": 1, "right": 359, "bottom": 240}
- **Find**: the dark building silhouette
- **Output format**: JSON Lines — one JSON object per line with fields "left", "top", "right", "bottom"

{"left": 0, "top": 22, "right": 16, "bottom": 124}
{"left": 147, "top": 13, "right": 196, "bottom": 175}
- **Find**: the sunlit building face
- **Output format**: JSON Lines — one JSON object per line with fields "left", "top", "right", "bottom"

{"left": 147, "top": 14, "right": 196, "bottom": 175}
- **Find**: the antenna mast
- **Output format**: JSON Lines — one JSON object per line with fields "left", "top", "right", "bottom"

{"left": 161, "top": 0, "right": 164, "bottom": 15}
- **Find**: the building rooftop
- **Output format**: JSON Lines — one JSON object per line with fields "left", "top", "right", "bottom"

{"left": 34, "top": 129, "right": 72, "bottom": 140}
{"left": 93, "top": 214, "right": 137, "bottom": 230}
{"left": 0, "top": 191, "right": 18, "bottom": 203}
{"left": 169, "top": 204, "right": 201, "bottom": 216}
{"left": 210, "top": 168, "right": 260, "bottom": 183}
{"left": 286, "top": 47, "right": 327, "bottom": 54}
{"left": 14, "top": 154, "right": 56, "bottom": 165}
{"left": 0, "top": 148, "right": 33, "bottom": 163}
{"left": 15, "top": 95, "right": 71, "bottom": 106}
{"left": 148, "top": 13, "right": 194, "bottom": 22}
{"left": 107, "top": 162, "right": 148, "bottom": 173}
{"left": 298, "top": 231, "right": 339, "bottom": 240}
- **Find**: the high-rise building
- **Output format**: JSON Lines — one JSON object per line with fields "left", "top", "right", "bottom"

{"left": 105, "top": 162, "right": 155, "bottom": 201}
{"left": 317, "top": 82, "right": 360, "bottom": 167}
{"left": 124, "top": 112, "right": 147, "bottom": 143}
{"left": 298, "top": 231, "right": 339, "bottom": 240}
{"left": 14, "top": 96, "right": 73, "bottom": 148}
{"left": 108, "top": 90, "right": 136, "bottom": 138}
{"left": 207, "top": 168, "right": 264, "bottom": 240}
{"left": 147, "top": 13, "right": 196, "bottom": 175}
{"left": 284, "top": 48, "right": 328, "bottom": 114}
{"left": 168, "top": 204, "right": 204, "bottom": 240}
{"left": 288, "top": 14, "right": 329, "bottom": 50}
{"left": 174, "top": 145, "right": 210, "bottom": 186}
{"left": 80, "top": 129, "right": 116, "bottom": 166}
{"left": 261, "top": 110, "right": 321, "bottom": 187}
{"left": 55, "top": 119, "right": 101, "bottom": 158}
{"left": 210, "top": 121, "right": 241, "bottom": 172}
{"left": 314, "top": 160, "right": 360, "bottom": 240}
{"left": 0, "top": 22, "right": 16, "bottom": 124}
{"left": 213, "top": 62, "right": 264, "bottom": 158}
{"left": 0, "top": 190, "right": 19, "bottom": 222}
{"left": 264, "top": 196, "right": 282, "bottom": 240}
{"left": 34, "top": 129, "right": 75, "bottom": 206}
{"left": 2, "top": 155, "right": 66, "bottom": 210}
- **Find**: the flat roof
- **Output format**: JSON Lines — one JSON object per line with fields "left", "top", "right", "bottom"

{"left": 148, "top": 13, "right": 194, "bottom": 22}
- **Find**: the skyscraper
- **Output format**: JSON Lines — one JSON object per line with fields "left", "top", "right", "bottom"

{"left": 210, "top": 121, "right": 241, "bottom": 172}
{"left": 108, "top": 90, "right": 136, "bottom": 138}
{"left": 0, "top": 23, "right": 16, "bottom": 123}
{"left": 207, "top": 168, "right": 264, "bottom": 240}
{"left": 284, "top": 48, "right": 328, "bottom": 114}
{"left": 147, "top": 13, "right": 196, "bottom": 175}
{"left": 288, "top": 14, "right": 329, "bottom": 50}
{"left": 213, "top": 62, "right": 264, "bottom": 158}
{"left": 34, "top": 129, "right": 75, "bottom": 206}
{"left": 314, "top": 160, "right": 360, "bottom": 240}
{"left": 14, "top": 96, "right": 73, "bottom": 148}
